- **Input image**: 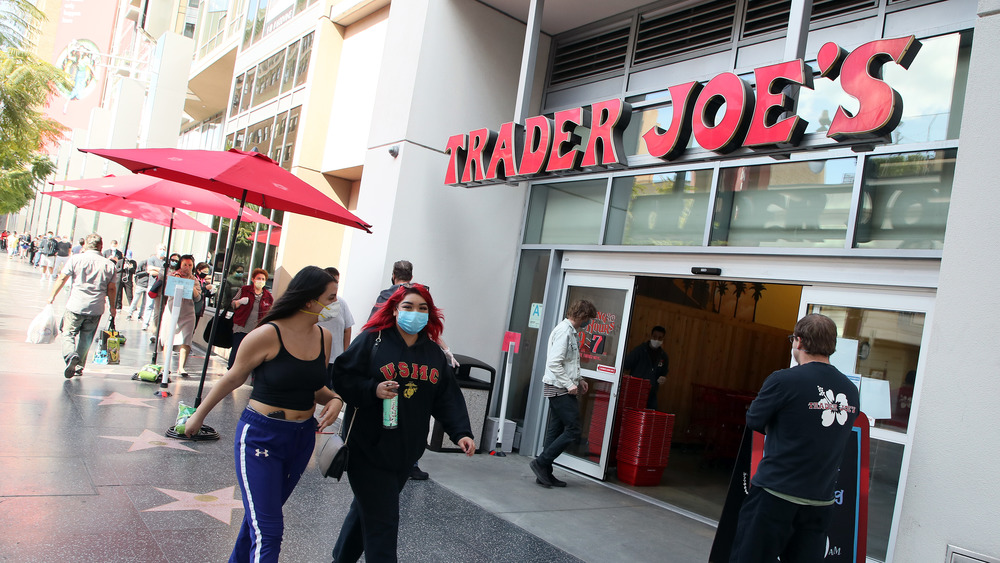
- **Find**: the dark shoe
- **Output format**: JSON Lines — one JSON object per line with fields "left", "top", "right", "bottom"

{"left": 64, "top": 354, "right": 80, "bottom": 379}
{"left": 529, "top": 460, "right": 553, "bottom": 488}
{"left": 74, "top": 367, "right": 83, "bottom": 377}
{"left": 547, "top": 470, "right": 567, "bottom": 488}
{"left": 409, "top": 465, "right": 429, "bottom": 480}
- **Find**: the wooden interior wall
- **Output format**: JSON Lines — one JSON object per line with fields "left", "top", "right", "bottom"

{"left": 626, "top": 294, "right": 794, "bottom": 443}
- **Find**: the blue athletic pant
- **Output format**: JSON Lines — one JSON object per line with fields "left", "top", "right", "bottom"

{"left": 331, "top": 454, "right": 411, "bottom": 563}
{"left": 230, "top": 407, "right": 317, "bottom": 563}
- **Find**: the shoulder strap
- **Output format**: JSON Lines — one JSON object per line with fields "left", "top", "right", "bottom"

{"left": 267, "top": 322, "right": 284, "bottom": 348}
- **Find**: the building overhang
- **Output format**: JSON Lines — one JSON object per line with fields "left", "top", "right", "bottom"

{"left": 185, "top": 45, "right": 238, "bottom": 122}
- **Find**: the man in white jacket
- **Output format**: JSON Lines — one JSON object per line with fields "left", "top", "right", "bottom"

{"left": 530, "top": 299, "right": 597, "bottom": 488}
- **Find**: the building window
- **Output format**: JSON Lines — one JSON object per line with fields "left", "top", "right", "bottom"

{"left": 524, "top": 179, "right": 607, "bottom": 245}
{"left": 854, "top": 149, "right": 956, "bottom": 250}
{"left": 240, "top": 67, "right": 255, "bottom": 113}
{"left": 253, "top": 50, "right": 284, "bottom": 107}
{"left": 231, "top": 73, "right": 244, "bottom": 115}
{"left": 605, "top": 169, "right": 714, "bottom": 246}
{"left": 710, "top": 158, "right": 856, "bottom": 248}
{"left": 295, "top": 32, "right": 313, "bottom": 87}
{"left": 281, "top": 40, "right": 299, "bottom": 94}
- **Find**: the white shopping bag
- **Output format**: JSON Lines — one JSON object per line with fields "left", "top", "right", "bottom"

{"left": 27, "top": 304, "right": 59, "bottom": 344}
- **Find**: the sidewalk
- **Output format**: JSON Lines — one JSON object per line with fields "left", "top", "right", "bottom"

{"left": 0, "top": 257, "right": 716, "bottom": 562}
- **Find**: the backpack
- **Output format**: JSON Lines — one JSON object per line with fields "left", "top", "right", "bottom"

{"left": 41, "top": 237, "right": 58, "bottom": 255}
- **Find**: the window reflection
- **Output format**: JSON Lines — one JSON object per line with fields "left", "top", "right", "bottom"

{"left": 524, "top": 180, "right": 607, "bottom": 245}
{"left": 711, "top": 158, "right": 856, "bottom": 247}
{"left": 855, "top": 149, "right": 955, "bottom": 250}
{"left": 606, "top": 169, "right": 713, "bottom": 246}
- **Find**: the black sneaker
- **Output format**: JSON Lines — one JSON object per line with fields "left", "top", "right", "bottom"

{"left": 409, "top": 465, "right": 429, "bottom": 480}
{"left": 529, "top": 460, "right": 553, "bottom": 488}
{"left": 64, "top": 354, "right": 80, "bottom": 379}
{"left": 547, "top": 468, "right": 567, "bottom": 488}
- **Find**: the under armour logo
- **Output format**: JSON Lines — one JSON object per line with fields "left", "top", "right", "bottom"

{"left": 255, "top": 449, "right": 269, "bottom": 457}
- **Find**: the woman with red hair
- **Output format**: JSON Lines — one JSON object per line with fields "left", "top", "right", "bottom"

{"left": 330, "top": 283, "right": 475, "bottom": 563}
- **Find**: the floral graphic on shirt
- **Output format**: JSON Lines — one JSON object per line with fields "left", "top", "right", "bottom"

{"left": 808, "top": 386, "right": 857, "bottom": 426}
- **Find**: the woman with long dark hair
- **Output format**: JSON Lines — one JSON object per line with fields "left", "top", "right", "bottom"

{"left": 184, "top": 265, "right": 345, "bottom": 562}
{"left": 330, "top": 283, "right": 475, "bottom": 563}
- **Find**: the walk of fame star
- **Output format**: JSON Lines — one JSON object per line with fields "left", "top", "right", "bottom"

{"left": 77, "top": 391, "right": 158, "bottom": 407}
{"left": 99, "top": 429, "right": 199, "bottom": 452}
{"left": 144, "top": 486, "right": 243, "bottom": 524}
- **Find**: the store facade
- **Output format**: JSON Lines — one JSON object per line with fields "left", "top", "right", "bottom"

{"left": 426, "top": 0, "right": 997, "bottom": 561}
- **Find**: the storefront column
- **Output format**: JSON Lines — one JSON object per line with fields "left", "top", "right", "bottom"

{"left": 513, "top": 0, "right": 544, "bottom": 123}
{"left": 893, "top": 2, "right": 1000, "bottom": 561}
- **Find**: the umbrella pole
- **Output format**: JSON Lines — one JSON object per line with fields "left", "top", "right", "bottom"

{"left": 195, "top": 189, "right": 248, "bottom": 409}
{"left": 151, "top": 211, "right": 176, "bottom": 367}
{"left": 116, "top": 219, "right": 133, "bottom": 311}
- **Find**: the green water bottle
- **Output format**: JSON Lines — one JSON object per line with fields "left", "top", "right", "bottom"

{"left": 383, "top": 395, "right": 398, "bottom": 429}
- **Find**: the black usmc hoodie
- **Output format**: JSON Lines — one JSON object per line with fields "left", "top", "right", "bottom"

{"left": 332, "top": 327, "right": 473, "bottom": 471}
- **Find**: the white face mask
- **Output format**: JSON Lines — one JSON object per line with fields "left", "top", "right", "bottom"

{"left": 319, "top": 300, "right": 341, "bottom": 321}
{"left": 649, "top": 339, "right": 663, "bottom": 349}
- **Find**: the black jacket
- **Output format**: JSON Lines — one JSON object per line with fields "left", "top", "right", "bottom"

{"left": 332, "top": 327, "right": 472, "bottom": 471}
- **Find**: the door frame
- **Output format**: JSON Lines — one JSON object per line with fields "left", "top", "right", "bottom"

{"left": 536, "top": 271, "right": 636, "bottom": 478}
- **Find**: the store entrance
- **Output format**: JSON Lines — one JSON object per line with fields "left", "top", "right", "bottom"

{"left": 607, "top": 276, "right": 802, "bottom": 520}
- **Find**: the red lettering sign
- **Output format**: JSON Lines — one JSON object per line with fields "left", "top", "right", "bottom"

{"left": 444, "top": 36, "right": 922, "bottom": 187}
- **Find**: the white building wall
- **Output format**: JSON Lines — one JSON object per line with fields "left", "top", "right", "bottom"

{"left": 893, "top": 2, "right": 1000, "bottom": 560}
{"left": 321, "top": 8, "right": 389, "bottom": 172}
{"left": 345, "top": 0, "right": 546, "bottom": 367}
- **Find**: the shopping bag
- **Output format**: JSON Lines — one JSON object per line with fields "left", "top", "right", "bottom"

{"left": 26, "top": 305, "right": 59, "bottom": 344}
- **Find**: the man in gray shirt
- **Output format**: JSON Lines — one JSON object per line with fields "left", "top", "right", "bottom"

{"left": 48, "top": 233, "right": 117, "bottom": 378}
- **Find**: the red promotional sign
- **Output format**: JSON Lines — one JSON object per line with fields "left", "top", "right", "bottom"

{"left": 446, "top": 36, "right": 922, "bottom": 187}
{"left": 501, "top": 331, "right": 521, "bottom": 354}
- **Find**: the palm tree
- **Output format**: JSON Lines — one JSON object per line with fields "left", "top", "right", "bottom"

{"left": 0, "top": 0, "right": 44, "bottom": 49}
{"left": 732, "top": 281, "right": 747, "bottom": 318}
{"left": 714, "top": 280, "right": 729, "bottom": 313}
{"left": 751, "top": 283, "right": 767, "bottom": 322}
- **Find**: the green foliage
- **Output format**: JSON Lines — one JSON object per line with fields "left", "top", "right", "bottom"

{"left": 0, "top": 46, "right": 70, "bottom": 213}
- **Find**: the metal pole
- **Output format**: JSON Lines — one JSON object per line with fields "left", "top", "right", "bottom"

{"left": 150, "top": 209, "right": 176, "bottom": 365}
{"left": 513, "top": 0, "right": 544, "bottom": 124}
{"left": 196, "top": 189, "right": 248, "bottom": 408}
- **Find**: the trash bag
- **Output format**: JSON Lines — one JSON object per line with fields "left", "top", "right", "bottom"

{"left": 26, "top": 305, "right": 59, "bottom": 344}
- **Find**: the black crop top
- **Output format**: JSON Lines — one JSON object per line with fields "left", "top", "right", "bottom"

{"left": 249, "top": 322, "right": 328, "bottom": 411}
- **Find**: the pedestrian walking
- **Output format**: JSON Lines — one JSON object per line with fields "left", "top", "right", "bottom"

{"left": 183, "top": 266, "right": 344, "bottom": 562}
{"left": 229, "top": 268, "right": 273, "bottom": 369}
{"left": 317, "top": 266, "right": 355, "bottom": 387}
{"left": 53, "top": 235, "right": 72, "bottom": 277}
{"left": 330, "top": 283, "right": 475, "bottom": 563}
{"left": 37, "top": 232, "right": 59, "bottom": 281}
{"left": 152, "top": 254, "right": 201, "bottom": 375}
{"left": 47, "top": 233, "right": 117, "bottom": 379}
{"left": 530, "top": 299, "right": 597, "bottom": 488}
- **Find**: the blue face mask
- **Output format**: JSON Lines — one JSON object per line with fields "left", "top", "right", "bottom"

{"left": 397, "top": 310, "right": 428, "bottom": 334}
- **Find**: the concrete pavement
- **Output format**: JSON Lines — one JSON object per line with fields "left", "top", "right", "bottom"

{"left": 0, "top": 256, "right": 716, "bottom": 562}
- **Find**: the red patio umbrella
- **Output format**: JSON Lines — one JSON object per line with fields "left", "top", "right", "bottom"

{"left": 44, "top": 189, "right": 216, "bottom": 232}
{"left": 80, "top": 147, "right": 372, "bottom": 413}
{"left": 248, "top": 227, "right": 281, "bottom": 247}
{"left": 79, "top": 148, "right": 371, "bottom": 232}
{"left": 51, "top": 175, "right": 278, "bottom": 227}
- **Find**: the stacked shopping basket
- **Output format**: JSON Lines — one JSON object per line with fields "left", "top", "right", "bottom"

{"left": 616, "top": 408, "right": 676, "bottom": 486}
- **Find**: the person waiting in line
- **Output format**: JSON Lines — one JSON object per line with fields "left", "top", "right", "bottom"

{"left": 151, "top": 255, "right": 201, "bottom": 376}
{"left": 331, "top": 283, "right": 475, "bottom": 563}
{"left": 530, "top": 299, "right": 597, "bottom": 489}
{"left": 115, "top": 250, "right": 136, "bottom": 313}
{"left": 230, "top": 268, "right": 273, "bottom": 369}
{"left": 193, "top": 261, "right": 215, "bottom": 329}
{"left": 318, "top": 267, "right": 355, "bottom": 387}
{"left": 146, "top": 253, "right": 181, "bottom": 342}
{"left": 729, "top": 314, "right": 860, "bottom": 563}
{"left": 370, "top": 259, "right": 458, "bottom": 481}
{"left": 622, "top": 325, "right": 670, "bottom": 410}
{"left": 183, "top": 266, "right": 344, "bottom": 563}
{"left": 226, "top": 265, "right": 246, "bottom": 302}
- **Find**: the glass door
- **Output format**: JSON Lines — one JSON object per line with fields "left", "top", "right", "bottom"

{"left": 797, "top": 286, "right": 933, "bottom": 563}
{"left": 547, "top": 272, "right": 635, "bottom": 478}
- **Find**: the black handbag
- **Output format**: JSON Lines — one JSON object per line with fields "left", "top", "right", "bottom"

{"left": 203, "top": 307, "right": 234, "bottom": 349}
{"left": 317, "top": 407, "right": 356, "bottom": 480}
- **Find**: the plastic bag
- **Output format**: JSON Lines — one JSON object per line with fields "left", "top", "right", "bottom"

{"left": 174, "top": 402, "right": 196, "bottom": 435}
{"left": 26, "top": 305, "right": 59, "bottom": 344}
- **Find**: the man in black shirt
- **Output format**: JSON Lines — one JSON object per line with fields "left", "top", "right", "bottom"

{"left": 730, "top": 314, "right": 860, "bottom": 563}
{"left": 622, "top": 325, "right": 669, "bottom": 410}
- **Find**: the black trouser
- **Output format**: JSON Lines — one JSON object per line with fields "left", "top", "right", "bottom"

{"left": 646, "top": 378, "right": 660, "bottom": 410}
{"left": 730, "top": 487, "right": 835, "bottom": 563}
{"left": 116, "top": 282, "right": 133, "bottom": 310}
{"left": 537, "top": 393, "right": 581, "bottom": 466}
{"left": 229, "top": 331, "right": 248, "bottom": 368}
{"left": 332, "top": 454, "right": 411, "bottom": 563}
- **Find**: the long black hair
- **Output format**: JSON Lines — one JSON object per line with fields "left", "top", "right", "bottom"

{"left": 260, "top": 266, "right": 334, "bottom": 323}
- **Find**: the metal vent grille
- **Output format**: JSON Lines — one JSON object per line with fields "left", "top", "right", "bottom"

{"left": 743, "top": 0, "right": 879, "bottom": 38}
{"left": 633, "top": 0, "right": 737, "bottom": 66}
{"left": 550, "top": 25, "right": 630, "bottom": 86}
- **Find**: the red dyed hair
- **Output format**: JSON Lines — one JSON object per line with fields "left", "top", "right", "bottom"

{"left": 364, "top": 283, "right": 444, "bottom": 342}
